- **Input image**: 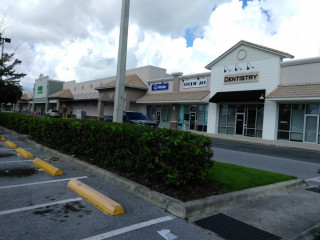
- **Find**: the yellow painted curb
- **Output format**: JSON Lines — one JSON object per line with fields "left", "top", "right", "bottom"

{"left": 0, "top": 136, "right": 6, "bottom": 141}
{"left": 33, "top": 158, "right": 63, "bottom": 176}
{"left": 16, "top": 148, "right": 34, "bottom": 158}
{"left": 5, "top": 140, "right": 17, "bottom": 149}
{"left": 67, "top": 179, "right": 124, "bottom": 216}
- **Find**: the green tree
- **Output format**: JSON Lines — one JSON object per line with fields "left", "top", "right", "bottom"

{"left": 0, "top": 33, "right": 26, "bottom": 110}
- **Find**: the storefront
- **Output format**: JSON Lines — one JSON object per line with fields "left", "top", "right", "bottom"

{"left": 217, "top": 104, "right": 264, "bottom": 137}
{"left": 147, "top": 104, "right": 208, "bottom": 131}
{"left": 206, "top": 40, "right": 320, "bottom": 144}
{"left": 31, "top": 74, "right": 64, "bottom": 115}
{"left": 206, "top": 40, "right": 294, "bottom": 140}
{"left": 276, "top": 104, "right": 320, "bottom": 144}
{"left": 137, "top": 72, "right": 211, "bottom": 131}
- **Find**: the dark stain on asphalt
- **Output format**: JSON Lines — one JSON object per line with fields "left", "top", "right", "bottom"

{"left": 32, "top": 201, "right": 92, "bottom": 221}
{"left": 34, "top": 209, "right": 54, "bottom": 215}
{"left": 0, "top": 152, "right": 16, "bottom": 157}
{"left": 0, "top": 168, "right": 37, "bottom": 177}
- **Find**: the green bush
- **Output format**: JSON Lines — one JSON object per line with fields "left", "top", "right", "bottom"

{"left": 0, "top": 112, "right": 213, "bottom": 186}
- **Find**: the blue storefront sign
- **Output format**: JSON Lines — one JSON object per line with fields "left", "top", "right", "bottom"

{"left": 152, "top": 83, "right": 169, "bottom": 91}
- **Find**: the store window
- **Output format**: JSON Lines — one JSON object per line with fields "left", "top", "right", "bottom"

{"left": 218, "top": 104, "right": 264, "bottom": 138}
{"left": 277, "top": 104, "right": 320, "bottom": 143}
{"left": 277, "top": 104, "right": 291, "bottom": 140}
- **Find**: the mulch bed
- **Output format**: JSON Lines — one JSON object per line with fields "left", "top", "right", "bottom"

{"left": 131, "top": 177, "right": 225, "bottom": 202}
{"left": 101, "top": 166, "right": 225, "bottom": 202}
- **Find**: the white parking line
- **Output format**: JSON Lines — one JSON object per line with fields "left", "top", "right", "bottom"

{"left": 1, "top": 148, "right": 32, "bottom": 151}
{"left": 0, "top": 160, "right": 34, "bottom": 164}
{"left": 0, "top": 197, "right": 82, "bottom": 216}
{"left": 0, "top": 176, "right": 88, "bottom": 190}
{"left": 82, "top": 216, "right": 176, "bottom": 240}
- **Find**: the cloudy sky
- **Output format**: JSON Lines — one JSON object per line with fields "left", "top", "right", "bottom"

{"left": 1, "top": 0, "right": 320, "bottom": 92}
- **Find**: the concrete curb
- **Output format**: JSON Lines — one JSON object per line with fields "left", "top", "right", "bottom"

{"left": 291, "top": 222, "right": 320, "bottom": 240}
{"left": 0, "top": 126, "right": 307, "bottom": 219}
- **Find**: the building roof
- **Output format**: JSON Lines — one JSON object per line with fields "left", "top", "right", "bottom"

{"left": 95, "top": 74, "right": 148, "bottom": 90}
{"left": 20, "top": 92, "right": 33, "bottom": 100}
{"left": 136, "top": 91, "right": 210, "bottom": 104}
{"left": 205, "top": 40, "right": 294, "bottom": 70}
{"left": 267, "top": 83, "right": 320, "bottom": 99}
{"left": 48, "top": 89, "right": 74, "bottom": 99}
{"left": 73, "top": 92, "right": 99, "bottom": 100}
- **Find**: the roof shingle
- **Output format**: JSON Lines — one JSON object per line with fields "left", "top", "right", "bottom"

{"left": 49, "top": 89, "right": 74, "bottom": 99}
{"left": 96, "top": 74, "right": 147, "bottom": 90}
{"left": 267, "top": 83, "right": 320, "bottom": 99}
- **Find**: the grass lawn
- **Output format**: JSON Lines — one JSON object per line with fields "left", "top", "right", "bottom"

{"left": 207, "top": 161, "right": 297, "bottom": 193}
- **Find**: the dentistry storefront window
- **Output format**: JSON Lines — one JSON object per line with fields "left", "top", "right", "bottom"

{"left": 218, "top": 104, "right": 264, "bottom": 138}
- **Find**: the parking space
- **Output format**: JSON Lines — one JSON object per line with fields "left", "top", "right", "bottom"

{"left": 0, "top": 129, "right": 222, "bottom": 240}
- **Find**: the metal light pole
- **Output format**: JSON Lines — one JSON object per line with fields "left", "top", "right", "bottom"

{"left": 113, "top": 0, "right": 130, "bottom": 123}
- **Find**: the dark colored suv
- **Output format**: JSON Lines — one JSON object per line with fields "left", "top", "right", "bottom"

{"left": 100, "top": 111, "right": 158, "bottom": 127}
{"left": 123, "top": 111, "right": 158, "bottom": 127}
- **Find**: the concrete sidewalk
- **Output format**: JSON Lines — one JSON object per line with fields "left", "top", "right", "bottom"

{"left": 200, "top": 132, "right": 320, "bottom": 153}
{"left": 190, "top": 182, "right": 320, "bottom": 240}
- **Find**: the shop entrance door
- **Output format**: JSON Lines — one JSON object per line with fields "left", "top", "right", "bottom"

{"left": 190, "top": 112, "right": 196, "bottom": 130}
{"left": 156, "top": 111, "right": 161, "bottom": 124}
{"left": 236, "top": 113, "right": 245, "bottom": 135}
{"left": 304, "top": 115, "right": 319, "bottom": 143}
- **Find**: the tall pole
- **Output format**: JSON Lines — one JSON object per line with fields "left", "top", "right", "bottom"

{"left": 113, "top": 0, "right": 130, "bottom": 123}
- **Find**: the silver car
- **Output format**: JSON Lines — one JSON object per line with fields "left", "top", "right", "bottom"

{"left": 46, "top": 110, "right": 61, "bottom": 118}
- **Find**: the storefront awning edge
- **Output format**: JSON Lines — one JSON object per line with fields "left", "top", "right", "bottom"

{"left": 267, "top": 97, "right": 320, "bottom": 102}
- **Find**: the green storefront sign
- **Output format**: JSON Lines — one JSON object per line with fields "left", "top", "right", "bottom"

{"left": 37, "top": 85, "right": 43, "bottom": 94}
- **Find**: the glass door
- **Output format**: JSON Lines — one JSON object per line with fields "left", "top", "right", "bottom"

{"left": 156, "top": 111, "right": 161, "bottom": 124}
{"left": 236, "top": 113, "right": 245, "bottom": 135}
{"left": 190, "top": 112, "right": 196, "bottom": 130}
{"left": 304, "top": 115, "right": 319, "bottom": 143}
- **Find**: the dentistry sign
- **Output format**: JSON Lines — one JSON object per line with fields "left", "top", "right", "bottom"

{"left": 183, "top": 78, "right": 208, "bottom": 88}
{"left": 224, "top": 72, "right": 259, "bottom": 85}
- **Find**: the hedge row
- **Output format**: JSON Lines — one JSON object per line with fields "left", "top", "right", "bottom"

{"left": 0, "top": 113, "right": 213, "bottom": 186}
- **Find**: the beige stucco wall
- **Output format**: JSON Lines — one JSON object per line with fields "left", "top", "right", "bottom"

{"left": 62, "top": 65, "right": 168, "bottom": 96}
{"left": 281, "top": 58, "right": 320, "bottom": 85}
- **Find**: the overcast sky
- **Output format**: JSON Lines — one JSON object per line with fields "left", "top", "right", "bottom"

{"left": 1, "top": 0, "right": 320, "bottom": 92}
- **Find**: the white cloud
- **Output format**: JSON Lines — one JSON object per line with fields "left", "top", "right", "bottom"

{"left": 1, "top": 0, "right": 320, "bottom": 93}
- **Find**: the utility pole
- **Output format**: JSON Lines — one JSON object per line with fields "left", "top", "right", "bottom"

{"left": 113, "top": 0, "right": 130, "bottom": 123}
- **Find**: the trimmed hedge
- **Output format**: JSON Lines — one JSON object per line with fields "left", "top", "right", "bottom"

{"left": 0, "top": 112, "right": 213, "bottom": 186}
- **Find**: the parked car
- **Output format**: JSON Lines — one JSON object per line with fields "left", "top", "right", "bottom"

{"left": 99, "top": 115, "right": 113, "bottom": 122}
{"left": 100, "top": 111, "right": 158, "bottom": 127}
{"left": 46, "top": 110, "right": 61, "bottom": 118}
{"left": 123, "top": 111, "right": 158, "bottom": 127}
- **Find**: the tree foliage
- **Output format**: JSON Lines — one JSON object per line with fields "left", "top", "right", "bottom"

{"left": 0, "top": 32, "right": 26, "bottom": 108}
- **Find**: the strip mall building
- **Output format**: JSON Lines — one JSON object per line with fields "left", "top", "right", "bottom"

{"left": 20, "top": 40, "right": 320, "bottom": 144}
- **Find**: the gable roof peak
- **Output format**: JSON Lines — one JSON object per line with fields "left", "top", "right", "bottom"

{"left": 205, "top": 40, "right": 294, "bottom": 70}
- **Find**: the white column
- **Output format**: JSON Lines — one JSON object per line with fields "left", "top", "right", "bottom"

{"left": 262, "top": 100, "right": 278, "bottom": 140}
{"left": 207, "top": 103, "right": 219, "bottom": 134}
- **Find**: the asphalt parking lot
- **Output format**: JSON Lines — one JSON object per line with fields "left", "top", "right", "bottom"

{"left": 0, "top": 129, "right": 223, "bottom": 240}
